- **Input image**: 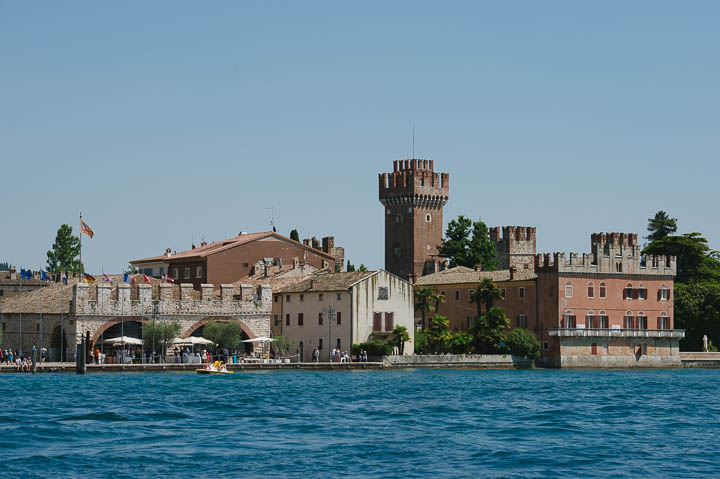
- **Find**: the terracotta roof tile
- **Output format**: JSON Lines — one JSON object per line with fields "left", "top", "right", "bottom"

{"left": 416, "top": 266, "right": 536, "bottom": 286}
{"left": 276, "top": 271, "right": 376, "bottom": 293}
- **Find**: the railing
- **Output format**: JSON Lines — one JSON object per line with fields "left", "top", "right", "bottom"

{"left": 548, "top": 328, "right": 685, "bottom": 338}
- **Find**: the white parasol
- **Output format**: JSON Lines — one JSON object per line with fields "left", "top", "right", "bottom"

{"left": 171, "top": 336, "right": 215, "bottom": 345}
{"left": 241, "top": 337, "right": 275, "bottom": 343}
{"left": 104, "top": 336, "right": 143, "bottom": 346}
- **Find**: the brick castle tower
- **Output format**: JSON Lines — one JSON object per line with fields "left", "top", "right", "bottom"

{"left": 379, "top": 159, "right": 449, "bottom": 282}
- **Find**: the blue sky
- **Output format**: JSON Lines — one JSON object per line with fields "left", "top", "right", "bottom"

{"left": 2, "top": 1, "right": 718, "bottom": 273}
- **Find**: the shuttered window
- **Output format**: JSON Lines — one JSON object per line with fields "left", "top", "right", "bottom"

{"left": 385, "top": 312, "right": 394, "bottom": 331}
{"left": 373, "top": 313, "right": 381, "bottom": 331}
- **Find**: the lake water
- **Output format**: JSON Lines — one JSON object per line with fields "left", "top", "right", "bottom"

{"left": 1, "top": 369, "right": 719, "bottom": 478}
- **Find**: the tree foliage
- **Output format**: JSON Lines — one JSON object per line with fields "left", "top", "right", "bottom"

{"left": 272, "top": 335, "right": 296, "bottom": 356}
{"left": 674, "top": 283, "right": 720, "bottom": 351}
{"left": 647, "top": 211, "right": 678, "bottom": 242}
{"left": 415, "top": 286, "right": 445, "bottom": 331}
{"left": 391, "top": 325, "right": 411, "bottom": 355}
{"left": 203, "top": 321, "right": 246, "bottom": 349}
{"left": 470, "top": 307, "right": 510, "bottom": 354}
{"left": 352, "top": 341, "right": 392, "bottom": 357}
{"left": 346, "top": 261, "right": 355, "bottom": 272}
{"left": 425, "top": 314, "right": 452, "bottom": 354}
{"left": 469, "top": 278, "right": 503, "bottom": 317}
{"left": 46, "top": 224, "right": 82, "bottom": 274}
{"left": 438, "top": 216, "right": 499, "bottom": 271}
{"left": 0, "top": 262, "right": 10, "bottom": 271}
{"left": 143, "top": 319, "right": 182, "bottom": 353}
{"left": 506, "top": 328, "right": 540, "bottom": 358}
{"left": 290, "top": 229, "right": 300, "bottom": 242}
{"left": 643, "top": 233, "right": 720, "bottom": 284}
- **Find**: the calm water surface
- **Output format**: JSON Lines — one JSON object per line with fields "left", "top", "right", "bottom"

{"left": 1, "top": 369, "right": 719, "bottom": 478}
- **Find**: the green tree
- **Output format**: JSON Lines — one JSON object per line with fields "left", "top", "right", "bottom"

{"left": 46, "top": 224, "right": 82, "bottom": 274}
{"left": 426, "top": 314, "right": 451, "bottom": 354}
{"left": 272, "top": 335, "right": 296, "bottom": 357}
{"left": 203, "top": 321, "right": 246, "bottom": 350}
{"left": 143, "top": 319, "right": 182, "bottom": 356}
{"left": 643, "top": 233, "right": 720, "bottom": 284}
{"left": 415, "top": 286, "right": 445, "bottom": 331}
{"left": 124, "top": 264, "right": 138, "bottom": 274}
{"left": 290, "top": 229, "right": 300, "bottom": 242}
{"left": 391, "top": 325, "right": 411, "bottom": 355}
{"left": 447, "top": 332, "right": 473, "bottom": 354}
{"left": 358, "top": 264, "right": 368, "bottom": 272}
{"left": 506, "top": 328, "right": 540, "bottom": 359}
{"left": 674, "top": 282, "right": 720, "bottom": 351}
{"left": 438, "top": 216, "right": 499, "bottom": 270}
{"left": 346, "top": 261, "right": 355, "bottom": 272}
{"left": 0, "top": 262, "right": 10, "bottom": 271}
{"left": 469, "top": 278, "right": 503, "bottom": 319}
{"left": 471, "top": 306, "right": 510, "bottom": 354}
{"left": 647, "top": 210, "right": 678, "bottom": 242}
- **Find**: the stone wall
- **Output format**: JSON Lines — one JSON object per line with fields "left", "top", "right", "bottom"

{"left": 384, "top": 354, "right": 533, "bottom": 368}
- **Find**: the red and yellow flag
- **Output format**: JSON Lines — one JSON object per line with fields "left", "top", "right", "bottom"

{"left": 83, "top": 273, "right": 96, "bottom": 284}
{"left": 80, "top": 220, "right": 94, "bottom": 238}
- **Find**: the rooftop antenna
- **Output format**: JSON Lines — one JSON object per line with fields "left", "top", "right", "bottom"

{"left": 266, "top": 206, "right": 279, "bottom": 233}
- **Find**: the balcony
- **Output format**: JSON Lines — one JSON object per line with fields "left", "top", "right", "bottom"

{"left": 548, "top": 328, "right": 685, "bottom": 339}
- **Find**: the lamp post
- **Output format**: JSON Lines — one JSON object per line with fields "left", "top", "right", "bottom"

{"left": 323, "top": 305, "right": 336, "bottom": 361}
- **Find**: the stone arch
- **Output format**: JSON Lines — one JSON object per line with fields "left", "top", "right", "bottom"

{"left": 90, "top": 317, "right": 146, "bottom": 349}
{"left": 183, "top": 317, "right": 257, "bottom": 340}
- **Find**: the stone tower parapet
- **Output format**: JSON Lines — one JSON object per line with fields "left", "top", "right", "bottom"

{"left": 534, "top": 232, "right": 676, "bottom": 276}
{"left": 489, "top": 226, "right": 537, "bottom": 271}
{"left": 379, "top": 159, "right": 450, "bottom": 282}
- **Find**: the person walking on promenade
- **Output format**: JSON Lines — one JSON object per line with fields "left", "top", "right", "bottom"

{"left": 312, "top": 347, "right": 319, "bottom": 362}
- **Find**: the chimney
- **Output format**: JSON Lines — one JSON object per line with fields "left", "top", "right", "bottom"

{"left": 474, "top": 264, "right": 481, "bottom": 271}
{"left": 165, "top": 247, "right": 172, "bottom": 258}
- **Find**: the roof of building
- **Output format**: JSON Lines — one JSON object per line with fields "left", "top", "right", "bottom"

{"left": 129, "top": 255, "right": 166, "bottom": 265}
{"left": 276, "top": 271, "right": 377, "bottom": 293}
{"left": 415, "top": 266, "right": 537, "bottom": 286}
{"left": 0, "top": 278, "right": 80, "bottom": 314}
{"left": 0, "top": 277, "right": 50, "bottom": 287}
{"left": 130, "top": 232, "right": 336, "bottom": 264}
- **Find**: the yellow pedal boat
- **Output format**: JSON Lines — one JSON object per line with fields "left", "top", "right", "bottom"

{"left": 196, "top": 369, "right": 234, "bottom": 375}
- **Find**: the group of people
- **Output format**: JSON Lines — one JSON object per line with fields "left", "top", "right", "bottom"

{"left": 310, "top": 347, "right": 368, "bottom": 362}
{"left": 204, "top": 360, "right": 228, "bottom": 372}
{"left": 0, "top": 346, "right": 48, "bottom": 371}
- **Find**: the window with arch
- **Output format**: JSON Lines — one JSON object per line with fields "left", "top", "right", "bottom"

{"left": 658, "top": 311, "right": 669, "bottom": 330}
{"left": 624, "top": 282, "right": 634, "bottom": 299}
{"left": 587, "top": 282, "right": 595, "bottom": 299}
{"left": 586, "top": 310, "right": 596, "bottom": 329}
{"left": 599, "top": 282, "right": 607, "bottom": 299}
{"left": 659, "top": 284, "right": 670, "bottom": 301}
{"left": 623, "top": 311, "right": 634, "bottom": 329}
{"left": 395, "top": 213, "right": 403, "bottom": 224}
{"left": 425, "top": 214, "right": 431, "bottom": 222}
{"left": 637, "top": 313, "right": 648, "bottom": 330}
{"left": 565, "top": 282, "right": 573, "bottom": 299}
{"left": 599, "top": 311, "right": 609, "bottom": 328}
{"left": 638, "top": 283, "right": 647, "bottom": 300}
{"left": 562, "top": 310, "right": 576, "bottom": 328}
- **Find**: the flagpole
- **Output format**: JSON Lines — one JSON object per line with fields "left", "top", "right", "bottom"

{"left": 79, "top": 211, "right": 82, "bottom": 275}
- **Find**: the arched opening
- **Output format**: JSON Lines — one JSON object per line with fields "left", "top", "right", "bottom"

{"left": 92, "top": 320, "right": 144, "bottom": 364}
{"left": 50, "top": 325, "right": 70, "bottom": 362}
{"left": 185, "top": 319, "right": 254, "bottom": 356}
{"left": 586, "top": 310, "right": 595, "bottom": 329}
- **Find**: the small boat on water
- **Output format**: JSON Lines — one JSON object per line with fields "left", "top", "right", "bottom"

{"left": 196, "top": 368, "right": 234, "bottom": 375}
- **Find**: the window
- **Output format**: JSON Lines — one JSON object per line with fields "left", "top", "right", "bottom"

{"left": 285, "top": 314, "right": 290, "bottom": 326}
{"left": 599, "top": 283, "right": 606, "bottom": 299}
{"left": 395, "top": 214, "right": 403, "bottom": 224}
{"left": 318, "top": 312, "right": 324, "bottom": 325}
{"left": 300, "top": 294, "right": 304, "bottom": 302}
{"left": 587, "top": 282, "right": 594, "bottom": 299}
{"left": 501, "top": 288, "right": 506, "bottom": 299}
{"left": 336, "top": 312, "right": 341, "bottom": 325}
{"left": 378, "top": 287, "right": 389, "bottom": 300}
{"left": 543, "top": 341, "right": 549, "bottom": 351}
{"left": 652, "top": 256, "right": 659, "bottom": 268}
{"left": 659, "top": 285, "right": 669, "bottom": 301}
{"left": 425, "top": 214, "right": 431, "bottom": 222}
{"left": 638, "top": 284, "right": 647, "bottom": 300}
{"left": 319, "top": 293, "right": 323, "bottom": 301}
{"left": 565, "top": 283, "right": 573, "bottom": 298}
{"left": 243, "top": 263, "right": 249, "bottom": 268}
{"left": 624, "top": 313, "right": 634, "bottom": 329}
{"left": 196, "top": 266, "right": 202, "bottom": 279}
{"left": 616, "top": 262, "right": 623, "bottom": 273}
{"left": 184, "top": 268, "right": 190, "bottom": 279}
{"left": 337, "top": 293, "right": 342, "bottom": 301}
{"left": 518, "top": 287, "right": 526, "bottom": 299}
{"left": 373, "top": 313, "right": 381, "bottom": 331}
{"left": 286, "top": 295, "right": 291, "bottom": 302}
{"left": 273, "top": 314, "right": 279, "bottom": 327}
{"left": 467, "top": 316, "right": 474, "bottom": 329}
{"left": 637, "top": 315, "right": 648, "bottom": 330}
{"left": 658, "top": 313, "right": 669, "bottom": 330}
{"left": 336, "top": 338, "right": 341, "bottom": 349}
{"left": 455, "top": 290, "right": 460, "bottom": 301}
{"left": 385, "top": 312, "right": 394, "bottom": 331}
{"left": 599, "top": 312, "right": 609, "bottom": 328}
{"left": 173, "top": 268, "right": 178, "bottom": 279}
{"left": 518, "top": 315, "right": 526, "bottom": 328}
{"left": 274, "top": 295, "right": 279, "bottom": 303}
{"left": 468, "top": 290, "right": 473, "bottom": 302}
{"left": 159, "top": 267, "right": 165, "bottom": 275}
{"left": 318, "top": 338, "right": 323, "bottom": 350}
{"left": 298, "top": 313, "right": 304, "bottom": 326}
{"left": 37, "top": 323, "right": 40, "bottom": 332}
{"left": 624, "top": 283, "right": 634, "bottom": 300}
{"left": 562, "top": 313, "right": 577, "bottom": 328}
{"left": 586, "top": 312, "right": 595, "bottom": 329}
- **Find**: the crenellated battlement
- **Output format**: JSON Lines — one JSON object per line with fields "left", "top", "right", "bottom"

{"left": 489, "top": 226, "right": 537, "bottom": 270}
{"left": 72, "top": 282, "right": 272, "bottom": 317}
{"left": 535, "top": 231, "right": 677, "bottom": 276}
{"left": 379, "top": 159, "right": 449, "bottom": 210}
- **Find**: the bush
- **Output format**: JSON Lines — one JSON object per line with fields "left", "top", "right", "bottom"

{"left": 506, "top": 328, "right": 540, "bottom": 359}
{"left": 352, "top": 341, "right": 392, "bottom": 357}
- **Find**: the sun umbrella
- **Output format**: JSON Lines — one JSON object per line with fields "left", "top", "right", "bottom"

{"left": 104, "top": 336, "right": 143, "bottom": 345}
{"left": 241, "top": 337, "right": 275, "bottom": 343}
